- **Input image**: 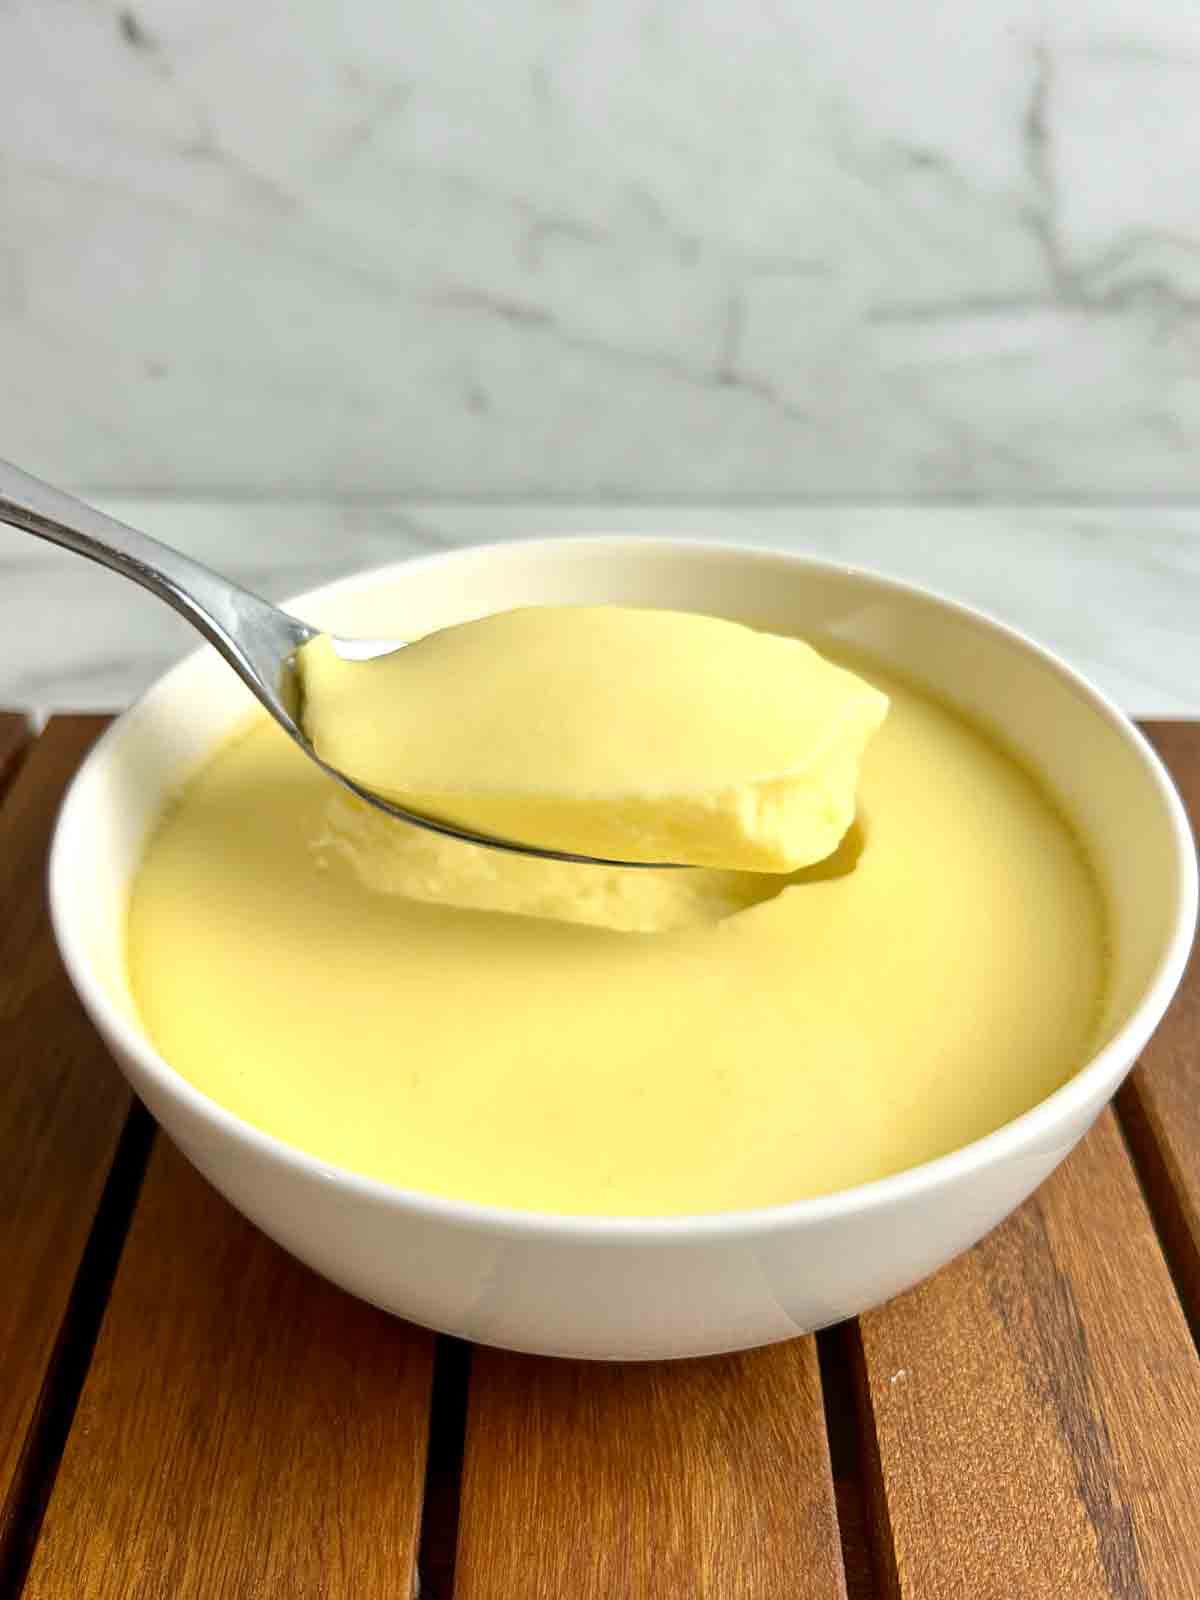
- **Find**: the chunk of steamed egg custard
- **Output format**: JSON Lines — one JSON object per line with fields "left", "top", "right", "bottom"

{"left": 128, "top": 604, "right": 1107, "bottom": 1216}
{"left": 297, "top": 606, "right": 890, "bottom": 870}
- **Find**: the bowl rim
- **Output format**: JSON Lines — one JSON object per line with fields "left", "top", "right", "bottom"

{"left": 49, "top": 534, "right": 1199, "bottom": 1243}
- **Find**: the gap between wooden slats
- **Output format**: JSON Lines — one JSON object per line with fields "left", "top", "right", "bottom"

{"left": 0, "top": 711, "right": 31, "bottom": 797}
{"left": 0, "top": 718, "right": 146, "bottom": 1596}
{"left": 818, "top": 1324, "right": 880, "bottom": 1600}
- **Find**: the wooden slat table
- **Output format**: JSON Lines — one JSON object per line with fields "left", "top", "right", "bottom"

{"left": 3, "top": 715, "right": 1198, "bottom": 1600}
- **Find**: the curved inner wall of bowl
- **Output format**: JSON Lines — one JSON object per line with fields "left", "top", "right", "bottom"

{"left": 59, "top": 539, "right": 1180, "bottom": 1108}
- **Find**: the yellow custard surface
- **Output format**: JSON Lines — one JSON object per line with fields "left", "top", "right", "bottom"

{"left": 298, "top": 606, "right": 889, "bottom": 870}
{"left": 127, "top": 655, "right": 1106, "bottom": 1217}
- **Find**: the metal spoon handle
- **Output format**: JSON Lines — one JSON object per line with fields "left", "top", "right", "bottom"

{"left": 0, "top": 457, "right": 314, "bottom": 717}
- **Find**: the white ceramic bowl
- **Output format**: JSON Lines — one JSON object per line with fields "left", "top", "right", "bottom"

{"left": 50, "top": 538, "right": 1197, "bottom": 1360}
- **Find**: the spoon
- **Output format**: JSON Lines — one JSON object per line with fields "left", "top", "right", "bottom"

{"left": 0, "top": 458, "right": 671, "bottom": 868}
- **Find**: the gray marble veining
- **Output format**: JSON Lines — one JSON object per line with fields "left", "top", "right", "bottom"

{"left": 1, "top": 1, "right": 1198, "bottom": 497}
{"left": 2, "top": 500, "right": 1197, "bottom": 715}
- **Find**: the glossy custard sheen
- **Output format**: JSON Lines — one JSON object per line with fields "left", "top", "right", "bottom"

{"left": 127, "top": 647, "right": 1107, "bottom": 1217}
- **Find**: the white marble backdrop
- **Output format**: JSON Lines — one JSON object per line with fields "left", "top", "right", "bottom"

{"left": 2, "top": 0, "right": 1199, "bottom": 498}
{"left": 3, "top": 502, "right": 1198, "bottom": 713}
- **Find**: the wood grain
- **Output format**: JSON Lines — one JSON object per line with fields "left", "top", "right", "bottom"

{"left": 0, "top": 710, "right": 31, "bottom": 799}
{"left": 1118, "top": 722, "right": 1200, "bottom": 1329}
{"left": 22, "top": 1138, "right": 437, "bottom": 1600}
{"left": 455, "top": 1339, "right": 848, "bottom": 1600}
{"left": 856, "top": 1108, "right": 1200, "bottom": 1599}
{"left": 0, "top": 718, "right": 134, "bottom": 1578}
